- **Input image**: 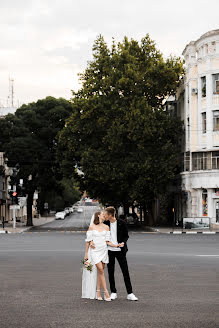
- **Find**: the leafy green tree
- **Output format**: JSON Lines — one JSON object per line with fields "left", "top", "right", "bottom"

{"left": 58, "top": 35, "right": 184, "bottom": 222}
{"left": 0, "top": 97, "right": 80, "bottom": 226}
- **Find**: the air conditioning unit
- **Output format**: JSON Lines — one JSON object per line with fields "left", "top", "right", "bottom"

{"left": 191, "top": 88, "right": 198, "bottom": 94}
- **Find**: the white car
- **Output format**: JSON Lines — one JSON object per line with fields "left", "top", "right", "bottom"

{"left": 64, "top": 208, "right": 71, "bottom": 215}
{"left": 77, "top": 207, "right": 83, "bottom": 213}
{"left": 55, "top": 211, "right": 66, "bottom": 220}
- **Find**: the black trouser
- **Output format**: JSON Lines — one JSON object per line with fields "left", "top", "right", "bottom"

{"left": 107, "top": 250, "right": 133, "bottom": 295}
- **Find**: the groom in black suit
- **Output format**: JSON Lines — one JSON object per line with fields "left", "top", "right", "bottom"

{"left": 104, "top": 207, "right": 138, "bottom": 301}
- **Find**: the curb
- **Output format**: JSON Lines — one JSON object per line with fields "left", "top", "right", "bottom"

{"left": 22, "top": 230, "right": 219, "bottom": 234}
{"left": 0, "top": 227, "right": 32, "bottom": 234}
{"left": 25, "top": 230, "right": 87, "bottom": 233}
{"left": 3, "top": 228, "right": 219, "bottom": 235}
{"left": 168, "top": 231, "right": 219, "bottom": 234}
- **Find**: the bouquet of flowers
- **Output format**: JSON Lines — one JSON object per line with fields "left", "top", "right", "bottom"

{"left": 81, "top": 259, "right": 93, "bottom": 272}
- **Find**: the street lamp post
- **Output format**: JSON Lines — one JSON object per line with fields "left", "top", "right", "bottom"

{"left": 19, "top": 179, "right": 24, "bottom": 224}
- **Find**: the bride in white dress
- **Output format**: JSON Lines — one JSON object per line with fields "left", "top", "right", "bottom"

{"left": 82, "top": 211, "right": 123, "bottom": 301}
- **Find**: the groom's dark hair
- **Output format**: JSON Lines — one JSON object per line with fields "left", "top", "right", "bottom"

{"left": 105, "top": 207, "right": 116, "bottom": 217}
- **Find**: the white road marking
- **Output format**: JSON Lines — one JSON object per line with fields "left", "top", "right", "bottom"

{"left": 0, "top": 250, "right": 218, "bottom": 258}
{"left": 196, "top": 255, "right": 219, "bottom": 257}
{"left": 0, "top": 249, "right": 81, "bottom": 252}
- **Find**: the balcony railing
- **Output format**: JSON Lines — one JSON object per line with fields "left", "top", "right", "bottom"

{"left": 212, "top": 95, "right": 219, "bottom": 105}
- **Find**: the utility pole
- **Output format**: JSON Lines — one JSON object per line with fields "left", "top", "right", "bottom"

{"left": 12, "top": 185, "right": 16, "bottom": 229}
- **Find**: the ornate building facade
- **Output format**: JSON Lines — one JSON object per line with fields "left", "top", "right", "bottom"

{"left": 177, "top": 30, "right": 219, "bottom": 227}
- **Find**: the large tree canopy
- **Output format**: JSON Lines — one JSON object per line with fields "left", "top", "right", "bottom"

{"left": 0, "top": 96, "right": 80, "bottom": 225}
{"left": 58, "top": 35, "right": 184, "bottom": 215}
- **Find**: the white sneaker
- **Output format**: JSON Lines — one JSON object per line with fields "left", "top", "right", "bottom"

{"left": 110, "top": 293, "right": 117, "bottom": 300}
{"left": 127, "top": 293, "right": 138, "bottom": 301}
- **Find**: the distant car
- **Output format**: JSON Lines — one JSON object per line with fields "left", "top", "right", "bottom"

{"left": 77, "top": 207, "right": 83, "bottom": 213}
{"left": 126, "top": 213, "right": 138, "bottom": 225}
{"left": 55, "top": 211, "right": 66, "bottom": 220}
{"left": 68, "top": 207, "right": 74, "bottom": 213}
{"left": 64, "top": 207, "right": 72, "bottom": 215}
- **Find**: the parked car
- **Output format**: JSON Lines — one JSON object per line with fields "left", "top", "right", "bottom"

{"left": 68, "top": 207, "right": 74, "bottom": 213}
{"left": 77, "top": 207, "right": 83, "bottom": 213}
{"left": 55, "top": 211, "right": 66, "bottom": 220}
{"left": 64, "top": 207, "right": 72, "bottom": 216}
{"left": 126, "top": 213, "right": 138, "bottom": 225}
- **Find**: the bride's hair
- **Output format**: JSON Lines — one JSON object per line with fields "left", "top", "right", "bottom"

{"left": 93, "top": 211, "right": 101, "bottom": 225}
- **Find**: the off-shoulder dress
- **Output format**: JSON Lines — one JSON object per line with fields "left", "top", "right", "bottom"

{"left": 85, "top": 230, "right": 111, "bottom": 264}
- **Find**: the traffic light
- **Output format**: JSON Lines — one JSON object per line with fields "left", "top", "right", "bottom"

{"left": 12, "top": 192, "right": 18, "bottom": 205}
{"left": 9, "top": 191, "right": 18, "bottom": 205}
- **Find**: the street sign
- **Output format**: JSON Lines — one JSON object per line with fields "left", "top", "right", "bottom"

{"left": 18, "top": 197, "right": 26, "bottom": 207}
{"left": 44, "top": 203, "right": 48, "bottom": 209}
{"left": 34, "top": 192, "right": 38, "bottom": 200}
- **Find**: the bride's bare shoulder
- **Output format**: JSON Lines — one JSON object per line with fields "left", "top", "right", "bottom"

{"left": 103, "top": 224, "right": 110, "bottom": 231}
{"left": 88, "top": 225, "right": 94, "bottom": 231}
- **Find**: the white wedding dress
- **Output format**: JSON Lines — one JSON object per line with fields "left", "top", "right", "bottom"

{"left": 81, "top": 216, "right": 111, "bottom": 299}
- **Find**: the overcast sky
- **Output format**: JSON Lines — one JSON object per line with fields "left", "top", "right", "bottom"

{"left": 0, "top": 0, "right": 218, "bottom": 106}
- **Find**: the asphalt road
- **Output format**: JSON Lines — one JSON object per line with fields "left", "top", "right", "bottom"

{"left": 32, "top": 205, "right": 101, "bottom": 231}
{"left": 0, "top": 233, "right": 218, "bottom": 328}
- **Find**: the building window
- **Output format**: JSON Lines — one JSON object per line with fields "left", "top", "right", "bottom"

{"left": 210, "top": 41, "right": 216, "bottom": 54}
{"left": 192, "top": 152, "right": 207, "bottom": 170}
{"left": 202, "top": 189, "right": 208, "bottom": 216}
{"left": 184, "top": 152, "right": 190, "bottom": 171}
{"left": 201, "top": 76, "right": 206, "bottom": 97}
{"left": 216, "top": 81, "right": 219, "bottom": 95}
{"left": 202, "top": 112, "right": 206, "bottom": 133}
{"left": 216, "top": 201, "right": 219, "bottom": 223}
{"left": 213, "top": 111, "right": 219, "bottom": 131}
{"left": 212, "top": 151, "right": 219, "bottom": 169}
{"left": 212, "top": 74, "right": 219, "bottom": 94}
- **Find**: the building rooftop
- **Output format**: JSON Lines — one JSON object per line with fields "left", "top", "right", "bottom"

{"left": 182, "top": 29, "right": 219, "bottom": 56}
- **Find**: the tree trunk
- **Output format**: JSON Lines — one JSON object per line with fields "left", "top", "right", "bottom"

{"left": 26, "top": 191, "right": 34, "bottom": 226}
{"left": 147, "top": 199, "right": 159, "bottom": 226}
{"left": 123, "top": 203, "right": 129, "bottom": 216}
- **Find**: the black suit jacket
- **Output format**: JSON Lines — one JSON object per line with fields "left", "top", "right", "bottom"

{"left": 104, "top": 219, "right": 129, "bottom": 254}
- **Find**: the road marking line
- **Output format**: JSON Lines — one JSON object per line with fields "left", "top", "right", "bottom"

{"left": 196, "top": 255, "right": 219, "bottom": 257}
{"left": 169, "top": 231, "right": 217, "bottom": 234}
{"left": 0, "top": 250, "right": 218, "bottom": 258}
{"left": 0, "top": 249, "right": 81, "bottom": 252}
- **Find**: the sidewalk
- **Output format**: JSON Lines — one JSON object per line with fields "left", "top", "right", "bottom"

{"left": 0, "top": 216, "right": 55, "bottom": 234}
{"left": 145, "top": 226, "right": 219, "bottom": 234}
{"left": 128, "top": 224, "right": 219, "bottom": 234}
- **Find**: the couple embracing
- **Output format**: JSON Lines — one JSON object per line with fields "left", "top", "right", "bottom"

{"left": 82, "top": 206, "right": 138, "bottom": 301}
